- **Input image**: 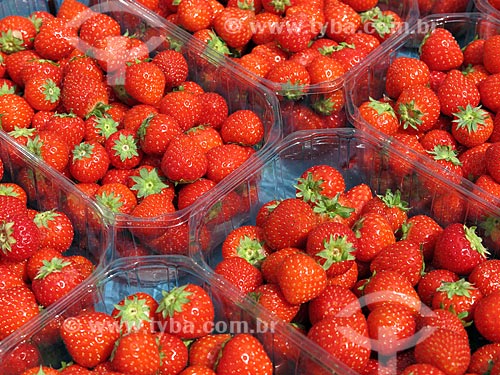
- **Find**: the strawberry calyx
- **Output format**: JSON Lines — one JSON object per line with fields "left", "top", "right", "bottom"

{"left": 30, "top": 366, "right": 51, "bottom": 375}
{"left": 86, "top": 102, "right": 111, "bottom": 120}
{"left": 295, "top": 172, "right": 325, "bottom": 204}
{"left": 0, "top": 29, "right": 25, "bottom": 54}
{"left": 480, "top": 216, "right": 500, "bottom": 239}
{"left": 0, "top": 220, "right": 16, "bottom": 255}
{"left": 0, "top": 81, "right": 15, "bottom": 95}
{"left": 130, "top": 167, "right": 169, "bottom": 199}
{"left": 72, "top": 141, "right": 95, "bottom": 161}
{"left": 427, "top": 145, "right": 462, "bottom": 166}
{"left": 41, "top": 78, "right": 61, "bottom": 104}
{"left": 113, "top": 295, "right": 153, "bottom": 333}
{"left": 33, "top": 209, "right": 60, "bottom": 229}
{"left": 278, "top": 79, "right": 307, "bottom": 101}
{"left": 93, "top": 114, "right": 119, "bottom": 140}
{"left": 35, "top": 257, "right": 72, "bottom": 279}
{"left": 30, "top": 15, "right": 43, "bottom": 33}
{"left": 95, "top": 191, "right": 124, "bottom": 213}
{"left": 464, "top": 224, "right": 490, "bottom": 258}
{"left": 156, "top": 285, "right": 192, "bottom": 319}
{"left": 53, "top": 111, "right": 77, "bottom": 119}
{"left": 398, "top": 100, "right": 424, "bottom": 130}
{"left": 111, "top": 133, "right": 140, "bottom": 162}
{"left": 363, "top": 9, "right": 396, "bottom": 38}
{"left": 205, "top": 32, "right": 231, "bottom": 56}
{"left": 237, "top": 0, "right": 255, "bottom": 11}
{"left": 452, "top": 104, "right": 488, "bottom": 134}
{"left": 399, "top": 221, "right": 412, "bottom": 240}
{"left": 311, "top": 95, "right": 338, "bottom": 116}
{"left": 236, "top": 235, "right": 267, "bottom": 267}
{"left": 360, "top": 6, "right": 383, "bottom": 23}
{"left": 248, "top": 291, "right": 262, "bottom": 303}
{"left": 378, "top": 189, "right": 409, "bottom": 211}
{"left": 0, "top": 184, "right": 20, "bottom": 197}
{"left": 8, "top": 126, "right": 36, "bottom": 139}
{"left": 367, "top": 97, "right": 396, "bottom": 117}
{"left": 26, "top": 135, "right": 44, "bottom": 157}
{"left": 269, "top": 0, "right": 291, "bottom": 12}
{"left": 313, "top": 194, "right": 354, "bottom": 220}
{"left": 315, "top": 234, "right": 355, "bottom": 271}
{"left": 436, "top": 278, "right": 474, "bottom": 299}
{"left": 137, "top": 113, "right": 155, "bottom": 140}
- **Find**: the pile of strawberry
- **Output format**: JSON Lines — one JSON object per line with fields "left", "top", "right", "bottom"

{"left": 151, "top": 0, "right": 408, "bottom": 131}
{"left": 7, "top": 285, "right": 277, "bottom": 375}
{"left": 356, "top": 26, "right": 500, "bottom": 208}
{"left": 0, "top": 155, "right": 95, "bottom": 343}
{"left": 211, "top": 163, "right": 500, "bottom": 375}
{"left": 0, "top": 0, "right": 269, "bottom": 256}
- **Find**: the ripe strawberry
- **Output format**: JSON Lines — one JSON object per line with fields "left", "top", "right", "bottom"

{"left": 45, "top": 112, "right": 85, "bottom": 149}
{"left": 111, "top": 331, "right": 161, "bottom": 375}
{"left": 26, "top": 130, "right": 70, "bottom": 172}
{"left": 188, "top": 333, "right": 231, "bottom": 369}
{"left": 0, "top": 342, "right": 42, "bottom": 375}
{"left": 112, "top": 292, "right": 158, "bottom": 333}
{"left": 420, "top": 28, "right": 463, "bottom": 71}
{"left": 469, "top": 259, "right": 500, "bottom": 296}
{"left": 20, "top": 367, "right": 60, "bottom": 375}
{"left": 156, "top": 283, "right": 214, "bottom": 339}
{"left": 129, "top": 193, "right": 176, "bottom": 240}
{"left": 474, "top": 290, "right": 500, "bottom": 343}
{"left": 62, "top": 71, "right": 109, "bottom": 119}
{"left": 277, "top": 251, "right": 327, "bottom": 304}
{"left": 352, "top": 212, "right": 395, "bottom": 263}
{"left": 69, "top": 141, "right": 110, "bottom": 183}
{"left": 307, "top": 312, "right": 371, "bottom": 373}
{"left": 178, "top": 365, "right": 216, "bottom": 375}
{"left": 214, "top": 256, "right": 263, "bottom": 294}
{"left": 468, "top": 343, "right": 500, "bottom": 375}
{"left": 396, "top": 84, "right": 440, "bottom": 133}
{"left": 265, "top": 60, "right": 311, "bottom": 100}
{"left": 156, "top": 332, "right": 189, "bottom": 375}
{"left": 308, "top": 284, "right": 361, "bottom": 325}
{"left": 34, "top": 18, "right": 77, "bottom": 61}
{"left": 137, "top": 113, "right": 182, "bottom": 156}
{"left": 205, "top": 143, "right": 254, "bottom": 183}
{"left": 177, "top": 178, "right": 216, "bottom": 210}
{"left": 458, "top": 142, "right": 490, "bottom": 182}
{"left": 479, "top": 73, "right": 500, "bottom": 113}
{"left": 259, "top": 247, "right": 300, "bottom": 284}
{"left": 306, "top": 54, "right": 346, "bottom": 85}
{"left": 361, "top": 7, "right": 402, "bottom": 42}
{"left": 385, "top": 57, "right": 430, "bottom": 99}
{"left": 79, "top": 13, "right": 121, "bottom": 48}
{"left": 295, "top": 164, "right": 346, "bottom": 206}
{"left": 151, "top": 49, "right": 189, "bottom": 90}
{"left": 159, "top": 90, "right": 202, "bottom": 131}
{"left": 186, "top": 125, "right": 224, "bottom": 153}
{"left": 424, "top": 145, "right": 464, "bottom": 194}
{"left": 417, "top": 269, "right": 459, "bottom": 307}
{"left": 361, "top": 189, "right": 409, "bottom": 232}
{"left": 250, "top": 283, "right": 300, "bottom": 322}
{"left": 104, "top": 129, "right": 142, "bottom": 170}
{"left": 220, "top": 109, "right": 264, "bottom": 147}
{"left": 95, "top": 182, "right": 137, "bottom": 214}
{"left": 473, "top": 175, "right": 500, "bottom": 213}
{"left": 358, "top": 97, "right": 400, "bottom": 135}
{"left": 33, "top": 209, "right": 74, "bottom": 252}
{"left": 261, "top": 198, "right": 317, "bottom": 250}
{"left": 216, "top": 334, "right": 273, "bottom": 375}
{"left": 0, "top": 15, "right": 37, "bottom": 53}
{"left": 451, "top": 105, "right": 494, "bottom": 148}
{"left": 198, "top": 92, "right": 228, "bottom": 130}
{"left": 221, "top": 225, "right": 269, "bottom": 265}
{"left": 92, "top": 35, "right": 133, "bottom": 74}
{"left": 125, "top": 61, "right": 166, "bottom": 107}
{"left": 0, "top": 211, "right": 41, "bottom": 261}
{"left": 431, "top": 278, "right": 483, "bottom": 322}
{"left": 275, "top": 10, "right": 315, "bottom": 53}
{"left": 0, "top": 93, "right": 34, "bottom": 131}
{"left": 483, "top": 34, "right": 500, "bottom": 74}
{"left": 400, "top": 363, "right": 447, "bottom": 375}
{"left": 486, "top": 142, "right": 500, "bottom": 184}
{"left": 416, "top": 308, "right": 468, "bottom": 343}
{"left": 438, "top": 69, "right": 481, "bottom": 117}
{"left": 0, "top": 264, "right": 24, "bottom": 291}
{"left": 213, "top": 7, "right": 254, "bottom": 50}
{"left": 61, "top": 311, "right": 121, "bottom": 368}
{"left": 0, "top": 182, "right": 28, "bottom": 205}
{"left": 433, "top": 223, "right": 489, "bottom": 275}
{"left": 324, "top": 1, "right": 361, "bottom": 42}
{"left": 0, "top": 285, "right": 39, "bottom": 340}
{"left": 177, "top": 0, "right": 213, "bottom": 32}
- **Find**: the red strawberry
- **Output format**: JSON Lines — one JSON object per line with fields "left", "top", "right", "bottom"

{"left": 186, "top": 125, "right": 223, "bottom": 153}
{"left": 125, "top": 61, "right": 166, "bottom": 106}
{"left": 416, "top": 269, "right": 459, "bottom": 307}
{"left": 151, "top": 49, "right": 189, "bottom": 90}
{"left": 198, "top": 92, "right": 229, "bottom": 130}
{"left": 177, "top": 0, "right": 213, "bottom": 32}
{"left": 111, "top": 331, "right": 161, "bottom": 375}
{"left": 469, "top": 259, "right": 500, "bottom": 296}
{"left": 220, "top": 109, "right": 264, "bottom": 147}
{"left": 468, "top": 343, "right": 500, "bottom": 375}
{"left": 479, "top": 73, "right": 500, "bottom": 113}
{"left": 0, "top": 211, "right": 41, "bottom": 261}
{"left": 250, "top": 283, "right": 300, "bottom": 322}
{"left": 308, "top": 284, "right": 361, "bottom": 325}
{"left": 62, "top": 70, "right": 109, "bottom": 119}
{"left": 0, "top": 342, "right": 42, "bottom": 375}
{"left": 156, "top": 332, "right": 189, "bottom": 375}
{"left": 161, "top": 134, "right": 208, "bottom": 183}
{"left": 433, "top": 223, "right": 489, "bottom": 276}
{"left": 431, "top": 278, "right": 483, "bottom": 322}
{"left": 33, "top": 209, "right": 74, "bottom": 252}
{"left": 323, "top": 1, "right": 361, "bottom": 42}
{"left": 458, "top": 142, "right": 490, "bottom": 182}
{"left": 104, "top": 129, "right": 142, "bottom": 170}
{"left": 451, "top": 105, "right": 494, "bottom": 148}
{"left": 438, "top": 69, "right": 480, "bottom": 117}
{"left": 353, "top": 212, "right": 396, "bottom": 263}
{"left": 260, "top": 246, "right": 301, "bottom": 284}
{"left": 69, "top": 141, "right": 110, "bottom": 183}
{"left": 205, "top": 144, "right": 254, "bottom": 183}
{"left": 420, "top": 28, "right": 464, "bottom": 71}
{"left": 262, "top": 198, "right": 317, "bottom": 250}
{"left": 275, "top": 10, "right": 315, "bottom": 53}
{"left": 400, "top": 363, "right": 447, "bottom": 375}
{"left": 26, "top": 130, "right": 70, "bottom": 172}
{"left": 188, "top": 333, "right": 231, "bottom": 369}
{"left": 45, "top": 112, "right": 85, "bottom": 149}
{"left": 361, "top": 189, "right": 409, "bottom": 232}
{"left": 20, "top": 367, "right": 60, "bottom": 375}
{"left": 385, "top": 57, "right": 430, "bottom": 99}
{"left": 34, "top": 18, "right": 77, "bottom": 61}
{"left": 61, "top": 311, "right": 121, "bottom": 368}
{"left": 213, "top": 7, "right": 254, "bottom": 50}
{"left": 0, "top": 285, "right": 39, "bottom": 339}
{"left": 0, "top": 15, "right": 37, "bottom": 53}
{"left": 396, "top": 84, "right": 440, "bottom": 133}
{"left": 277, "top": 251, "right": 327, "bottom": 304}
{"left": 129, "top": 193, "right": 175, "bottom": 240}
{"left": 159, "top": 90, "right": 202, "bottom": 131}
{"left": 216, "top": 334, "right": 273, "bottom": 375}
{"left": 486, "top": 142, "right": 500, "bottom": 184}
{"left": 177, "top": 178, "right": 215, "bottom": 210}
{"left": 265, "top": 60, "right": 311, "bottom": 100}
{"left": 295, "top": 164, "right": 346, "bottom": 204}
{"left": 483, "top": 34, "right": 500, "bottom": 74}
{"left": 221, "top": 225, "right": 269, "bottom": 266}
{"left": 156, "top": 283, "right": 214, "bottom": 339}
{"left": 0, "top": 93, "right": 34, "bottom": 131}
{"left": 214, "top": 256, "right": 263, "bottom": 294}
{"left": 79, "top": 13, "right": 121, "bottom": 48}
{"left": 474, "top": 290, "right": 500, "bottom": 343}
{"left": 95, "top": 182, "right": 137, "bottom": 215}
{"left": 358, "top": 97, "right": 400, "bottom": 135}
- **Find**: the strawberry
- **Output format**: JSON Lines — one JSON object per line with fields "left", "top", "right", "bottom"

{"left": 438, "top": 69, "right": 481, "bottom": 117}
{"left": 0, "top": 342, "right": 42, "bottom": 375}
{"left": 275, "top": 10, "right": 315, "bottom": 53}
{"left": 400, "top": 363, "right": 447, "bottom": 375}
{"left": 469, "top": 343, "right": 500, "bottom": 375}
{"left": 261, "top": 198, "right": 317, "bottom": 250}
{"left": 179, "top": 366, "right": 216, "bottom": 375}
{"left": 26, "top": 130, "right": 70, "bottom": 172}
{"left": 385, "top": 57, "right": 430, "bottom": 99}
{"left": 156, "top": 283, "right": 214, "bottom": 339}
{"left": 5, "top": 49, "right": 39, "bottom": 86}
{"left": 198, "top": 92, "right": 229, "bottom": 130}
{"left": 260, "top": 246, "right": 300, "bottom": 283}
{"left": 79, "top": 13, "right": 121, "bottom": 48}
{"left": 177, "top": 0, "right": 213, "bottom": 32}
{"left": 59, "top": 364, "right": 94, "bottom": 374}
{"left": 251, "top": 283, "right": 300, "bottom": 322}
{"left": 0, "top": 211, "right": 41, "bottom": 261}
{"left": 61, "top": 311, "right": 121, "bottom": 368}
{"left": 295, "top": 164, "right": 346, "bottom": 204}
{"left": 361, "top": 7, "right": 402, "bottom": 42}
{"left": 125, "top": 61, "right": 166, "bottom": 107}
{"left": 216, "top": 334, "right": 273, "bottom": 375}
{"left": 420, "top": 27, "right": 464, "bottom": 71}
{"left": 34, "top": 18, "right": 77, "bottom": 61}
{"left": 0, "top": 15, "right": 37, "bottom": 53}
{"left": 308, "top": 284, "right": 361, "bottom": 325}
{"left": 361, "top": 189, "right": 409, "bottom": 232}
{"left": 479, "top": 73, "right": 500, "bottom": 113}
{"left": 45, "top": 112, "right": 85, "bottom": 149}
{"left": 469, "top": 259, "right": 500, "bottom": 296}
{"left": 323, "top": 1, "right": 361, "bottom": 42}
{"left": 159, "top": 90, "right": 202, "bottom": 131}
{"left": 306, "top": 54, "right": 346, "bottom": 85}
{"left": 188, "top": 333, "right": 231, "bottom": 369}
{"left": 33, "top": 209, "right": 74, "bottom": 252}
{"left": 56, "top": 0, "right": 90, "bottom": 21}
{"left": 474, "top": 290, "right": 500, "bottom": 343}
{"left": 261, "top": 0, "right": 293, "bottom": 14}
{"left": 214, "top": 256, "right": 263, "bottom": 294}
{"left": 358, "top": 97, "right": 400, "bottom": 135}
{"left": 307, "top": 312, "right": 371, "bottom": 373}
{"left": 423, "top": 145, "right": 464, "bottom": 194}
{"left": 137, "top": 113, "right": 182, "bottom": 156}
{"left": 417, "top": 269, "right": 459, "bottom": 308}
{"left": 220, "top": 109, "right": 264, "bottom": 147}
{"left": 0, "top": 264, "right": 24, "bottom": 291}
{"left": 0, "top": 285, "right": 39, "bottom": 340}
{"left": 451, "top": 105, "right": 494, "bottom": 148}
{"left": 186, "top": 125, "right": 223, "bottom": 153}
{"left": 367, "top": 303, "right": 416, "bottom": 356}
{"left": 31, "top": 256, "right": 87, "bottom": 307}
{"left": 213, "top": 7, "right": 254, "bottom": 50}
{"left": 104, "top": 129, "right": 142, "bottom": 170}
{"left": 62, "top": 70, "right": 109, "bottom": 119}
{"left": 486, "top": 142, "right": 500, "bottom": 184}
{"left": 433, "top": 223, "right": 489, "bottom": 276}
{"left": 401, "top": 215, "right": 443, "bottom": 262}
{"left": 151, "top": 49, "right": 189, "bottom": 90}
{"left": 0, "top": 93, "right": 34, "bottom": 131}
{"left": 111, "top": 331, "right": 161, "bottom": 375}
{"left": 352, "top": 212, "right": 395, "bottom": 263}
{"left": 177, "top": 178, "right": 216, "bottom": 209}
{"left": 431, "top": 278, "right": 483, "bottom": 322}
{"left": 221, "top": 225, "right": 269, "bottom": 266}
{"left": 277, "top": 251, "right": 327, "bottom": 304}
{"left": 20, "top": 367, "right": 60, "bottom": 375}
{"left": 458, "top": 142, "right": 490, "bottom": 182}
{"left": 205, "top": 143, "right": 254, "bottom": 183}
{"left": 483, "top": 34, "right": 500, "bottom": 74}
{"left": 95, "top": 182, "right": 137, "bottom": 214}
{"left": 396, "top": 84, "right": 440, "bottom": 133}
{"left": 156, "top": 332, "right": 189, "bottom": 375}
{"left": 265, "top": 60, "right": 311, "bottom": 100}
{"left": 129, "top": 193, "right": 175, "bottom": 240}
{"left": 69, "top": 141, "right": 110, "bottom": 183}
